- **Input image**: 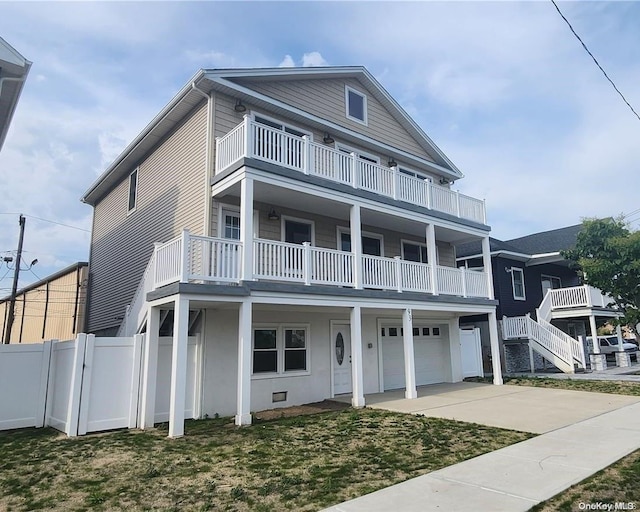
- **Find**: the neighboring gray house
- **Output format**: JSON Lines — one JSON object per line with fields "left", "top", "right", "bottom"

{"left": 81, "top": 67, "right": 502, "bottom": 437}
{"left": 0, "top": 37, "right": 31, "bottom": 151}
{"left": 457, "top": 225, "right": 625, "bottom": 375}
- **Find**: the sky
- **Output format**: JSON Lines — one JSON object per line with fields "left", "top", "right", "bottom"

{"left": 1, "top": 1, "right": 639, "bottom": 293}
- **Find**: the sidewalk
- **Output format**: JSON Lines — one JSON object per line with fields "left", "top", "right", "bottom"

{"left": 322, "top": 400, "right": 640, "bottom": 511}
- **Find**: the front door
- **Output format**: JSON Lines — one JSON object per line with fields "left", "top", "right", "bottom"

{"left": 332, "top": 323, "right": 352, "bottom": 395}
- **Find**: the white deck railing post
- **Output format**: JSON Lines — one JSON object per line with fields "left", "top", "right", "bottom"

{"left": 243, "top": 114, "right": 251, "bottom": 158}
{"left": 180, "top": 229, "right": 190, "bottom": 283}
{"left": 455, "top": 190, "right": 461, "bottom": 217}
{"left": 585, "top": 285, "right": 593, "bottom": 307}
{"left": 302, "top": 135, "right": 310, "bottom": 175}
{"left": 303, "top": 242, "right": 312, "bottom": 286}
{"left": 426, "top": 180, "right": 432, "bottom": 210}
{"left": 482, "top": 198, "right": 487, "bottom": 224}
{"left": 350, "top": 152, "right": 358, "bottom": 189}
{"left": 392, "top": 166, "right": 399, "bottom": 200}
{"left": 394, "top": 256, "right": 402, "bottom": 293}
{"left": 460, "top": 267, "right": 467, "bottom": 298}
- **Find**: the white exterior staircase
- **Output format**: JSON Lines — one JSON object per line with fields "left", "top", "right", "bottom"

{"left": 117, "top": 253, "right": 156, "bottom": 337}
{"left": 502, "top": 290, "right": 586, "bottom": 374}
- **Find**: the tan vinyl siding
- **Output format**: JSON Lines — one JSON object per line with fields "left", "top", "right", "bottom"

{"left": 0, "top": 265, "right": 88, "bottom": 344}
{"left": 233, "top": 77, "right": 436, "bottom": 162}
{"left": 88, "top": 102, "right": 208, "bottom": 333}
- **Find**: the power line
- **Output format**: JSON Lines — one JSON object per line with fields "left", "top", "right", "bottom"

{"left": 550, "top": 0, "right": 640, "bottom": 123}
{"left": 0, "top": 213, "right": 91, "bottom": 233}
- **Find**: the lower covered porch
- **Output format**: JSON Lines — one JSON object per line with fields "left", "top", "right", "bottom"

{"left": 138, "top": 290, "right": 503, "bottom": 437}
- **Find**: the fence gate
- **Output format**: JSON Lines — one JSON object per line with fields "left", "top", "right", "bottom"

{"left": 460, "top": 328, "right": 483, "bottom": 378}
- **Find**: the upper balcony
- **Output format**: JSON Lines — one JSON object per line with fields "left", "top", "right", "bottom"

{"left": 215, "top": 117, "right": 486, "bottom": 225}
{"left": 537, "top": 284, "right": 618, "bottom": 322}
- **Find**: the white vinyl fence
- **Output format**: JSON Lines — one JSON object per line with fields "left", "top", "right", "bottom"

{"left": 0, "top": 333, "right": 199, "bottom": 436}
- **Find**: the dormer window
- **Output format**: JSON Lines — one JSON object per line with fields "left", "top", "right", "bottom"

{"left": 345, "top": 86, "right": 367, "bottom": 125}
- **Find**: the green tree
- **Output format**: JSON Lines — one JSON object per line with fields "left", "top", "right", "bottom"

{"left": 562, "top": 218, "right": 640, "bottom": 331}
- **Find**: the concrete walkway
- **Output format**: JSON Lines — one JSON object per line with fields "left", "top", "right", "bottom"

{"left": 325, "top": 384, "right": 640, "bottom": 511}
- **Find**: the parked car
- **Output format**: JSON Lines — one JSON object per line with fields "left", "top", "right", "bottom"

{"left": 586, "top": 336, "right": 638, "bottom": 354}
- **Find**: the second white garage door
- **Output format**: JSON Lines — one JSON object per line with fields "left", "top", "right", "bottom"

{"left": 381, "top": 325, "right": 448, "bottom": 390}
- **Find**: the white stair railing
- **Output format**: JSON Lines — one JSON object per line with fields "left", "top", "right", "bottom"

{"left": 539, "top": 317, "right": 586, "bottom": 368}
{"left": 117, "top": 253, "right": 156, "bottom": 337}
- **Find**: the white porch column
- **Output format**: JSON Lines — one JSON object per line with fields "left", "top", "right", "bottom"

{"left": 488, "top": 310, "right": 503, "bottom": 385}
{"left": 448, "top": 317, "right": 463, "bottom": 382}
{"left": 168, "top": 296, "right": 189, "bottom": 438}
{"left": 402, "top": 309, "right": 417, "bottom": 399}
{"left": 350, "top": 204, "right": 363, "bottom": 289}
{"left": 588, "top": 314, "right": 607, "bottom": 371}
{"left": 589, "top": 315, "right": 600, "bottom": 354}
{"left": 140, "top": 306, "right": 160, "bottom": 429}
{"left": 615, "top": 324, "right": 631, "bottom": 368}
{"left": 240, "top": 176, "right": 254, "bottom": 281}
{"left": 481, "top": 236, "right": 495, "bottom": 300}
{"left": 426, "top": 224, "right": 438, "bottom": 295}
{"left": 235, "top": 301, "right": 253, "bottom": 426}
{"left": 616, "top": 324, "right": 624, "bottom": 352}
{"left": 350, "top": 305, "right": 365, "bottom": 407}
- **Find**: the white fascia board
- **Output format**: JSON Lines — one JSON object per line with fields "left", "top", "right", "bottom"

{"left": 457, "top": 250, "right": 531, "bottom": 262}
{"left": 207, "top": 75, "right": 462, "bottom": 180}
{"left": 244, "top": 166, "right": 488, "bottom": 237}
{"left": 525, "top": 252, "right": 565, "bottom": 266}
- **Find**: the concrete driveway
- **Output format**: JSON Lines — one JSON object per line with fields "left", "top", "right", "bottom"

{"left": 341, "top": 381, "right": 640, "bottom": 433}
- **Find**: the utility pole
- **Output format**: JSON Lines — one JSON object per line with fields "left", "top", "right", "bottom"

{"left": 4, "top": 215, "right": 26, "bottom": 344}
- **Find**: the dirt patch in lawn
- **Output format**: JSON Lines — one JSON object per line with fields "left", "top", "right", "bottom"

{"left": 254, "top": 399, "right": 350, "bottom": 420}
{"left": 466, "top": 376, "right": 640, "bottom": 396}
{"left": 0, "top": 407, "right": 532, "bottom": 512}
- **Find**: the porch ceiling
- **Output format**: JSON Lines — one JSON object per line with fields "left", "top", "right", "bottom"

{"left": 217, "top": 180, "right": 483, "bottom": 244}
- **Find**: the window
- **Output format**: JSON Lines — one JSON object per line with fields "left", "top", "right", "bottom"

{"left": 402, "top": 241, "right": 428, "bottom": 263}
{"left": 223, "top": 210, "right": 241, "bottom": 240}
{"left": 283, "top": 218, "right": 313, "bottom": 244}
{"left": 128, "top": 168, "right": 138, "bottom": 213}
{"left": 345, "top": 86, "right": 367, "bottom": 124}
{"left": 399, "top": 167, "right": 433, "bottom": 182}
{"left": 511, "top": 267, "right": 526, "bottom": 300}
{"left": 253, "top": 329, "right": 278, "bottom": 373}
{"left": 339, "top": 229, "right": 383, "bottom": 256}
{"left": 253, "top": 114, "right": 311, "bottom": 168}
{"left": 252, "top": 325, "right": 309, "bottom": 376}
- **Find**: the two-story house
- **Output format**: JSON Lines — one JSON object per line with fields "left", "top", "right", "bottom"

{"left": 81, "top": 67, "right": 502, "bottom": 437}
{"left": 457, "top": 224, "right": 625, "bottom": 375}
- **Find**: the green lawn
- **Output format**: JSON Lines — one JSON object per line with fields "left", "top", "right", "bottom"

{"left": 504, "top": 376, "right": 640, "bottom": 396}
{"left": 0, "top": 408, "right": 532, "bottom": 511}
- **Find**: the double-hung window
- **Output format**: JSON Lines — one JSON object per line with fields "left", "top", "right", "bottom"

{"left": 511, "top": 267, "right": 526, "bottom": 300}
{"left": 253, "top": 325, "right": 309, "bottom": 376}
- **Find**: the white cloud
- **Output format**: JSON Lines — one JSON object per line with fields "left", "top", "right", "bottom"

{"left": 301, "top": 51, "right": 328, "bottom": 67}
{"left": 278, "top": 54, "right": 295, "bottom": 68}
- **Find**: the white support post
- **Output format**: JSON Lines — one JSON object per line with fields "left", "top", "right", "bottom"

{"left": 528, "top": 341, "right": 535, "bottom": 373}
{"left": 482, "top": 198, "right": 487, "bottom": 224}
{"left": 426, "top": 180, "right": 432, "bottom": 210}
{"left": 481, "top": 236, "right": 495, "bottom": 300}
{"left": 615, "top": 324, "right": 631, "bottom": 368}
{"left": 168, "top": 296, "right": 189, "bottom": 438}
{"left": 66, "top": 333, "right": 87, "bottom": 437}
{"left": 586, "top": 284, "right": 593, "bottom": 307}
{"left": 302, "top": 135, "right": 310, "bottom": 175}
{"left": 589, "top": 315, "right": 599, "bottom": 354}
{"left": 616, "top": 324, "right": 624, "bottom": 353}
{"left": 128, "top": 334, "right": 144, "bottom": 429}
{"left": 350, "top": 204, "right": 363, "bottom": 289}
{"left": 350, "top": 306, "right": 365, "bottom": 408}
{"left": 350, "top": 152, "right": 358, "bottom": 189}
{"left": 394, "top": 256, "right": 403, "bottom": 293}
{"left": 140, "top": 306, "right": 160, "bottom": 429}
{"left": 180, "top": 229, "right": 190, "bottom": 283}
{"left": 488, "top": 311, "right": 503, "bottom": 385}
{"left": 426, "top": 224, "right": 438, "bottom": 295}
{"left": 402, "top": 309, "right": 417, "bottom": 399}
{"left": 152, "top": 242, "right": 162, "bottom": 290}
{"left": 449, "top": 317, "right": 463, "bottom": 382}
{"left": 303, "top": 242, "right": 312, "bottom": 286}
{"left": 236, "top": 301, "right": 253, "bottom": 426}
{"left": 240, "top": 177, "right": 254, "bottom": 281}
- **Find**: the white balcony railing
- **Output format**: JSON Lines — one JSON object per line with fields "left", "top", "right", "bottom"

{"left": 152, "top": 233, "right": 491, "bottom": 299}
{"left": 215, "top": 117, "right": 487, "bottom": 224}
{"left": 537, "top": 285, "right": 616, "bottom": 323}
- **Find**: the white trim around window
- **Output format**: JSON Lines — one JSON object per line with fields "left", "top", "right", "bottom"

{"left": 336, "top": 226, "right": 384, "bottom": 256}
{"left": 511, "top": 267, "right": 526, "bottom": 301}
{"left": 336, "top": 142, "right": 380, "bottom": 164}
{"left": 127, "top": 167, "right": 138, "bottom": 214}
{"left": 345, "top": 85, "right": 368, "bottom": 125}
{"left": 252, "top": 324, "right": 311, "bottom": 379}
{"left": 281, "top": 215, "right": 315, "bottom": 245}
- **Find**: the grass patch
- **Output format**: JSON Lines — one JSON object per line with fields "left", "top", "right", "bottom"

{"left": 530, "top": 449, "right": 640, "bottom": 511}
{"left": 0, "top": 408, "right": 532, "bottom": 511}
{"left": 500, "top": 376, "right": 640, "bottom": 396}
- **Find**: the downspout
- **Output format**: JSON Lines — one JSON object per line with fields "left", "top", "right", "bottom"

{"left": 191, "top": 82, "right": 215, "bottom": 237}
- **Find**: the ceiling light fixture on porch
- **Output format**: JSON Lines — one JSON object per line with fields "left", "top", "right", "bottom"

{"left": 234, "top": 99, "right": 247, "bottom": 113}
{"left": 268, "top": 208, "right": 280, "bottom": 221}
{"left": 387, "top": 157, "right": 397, "bottom": 168}
{"left": 323, "top": 132, "right": 335, "bottom": 144}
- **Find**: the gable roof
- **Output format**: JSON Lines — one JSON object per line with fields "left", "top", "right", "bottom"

{"left": 82, "top": 66, "right": 463, "bottom": 205}
{"left": 0, "top": 37, "right": 31, "bottom": 152}
{"left": 456, "top": 224, "right": 583, "bottom": 261}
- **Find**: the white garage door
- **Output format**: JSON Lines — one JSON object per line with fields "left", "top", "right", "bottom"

{"left": 382, "top": 325, "right": 448, "bottom": 390}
